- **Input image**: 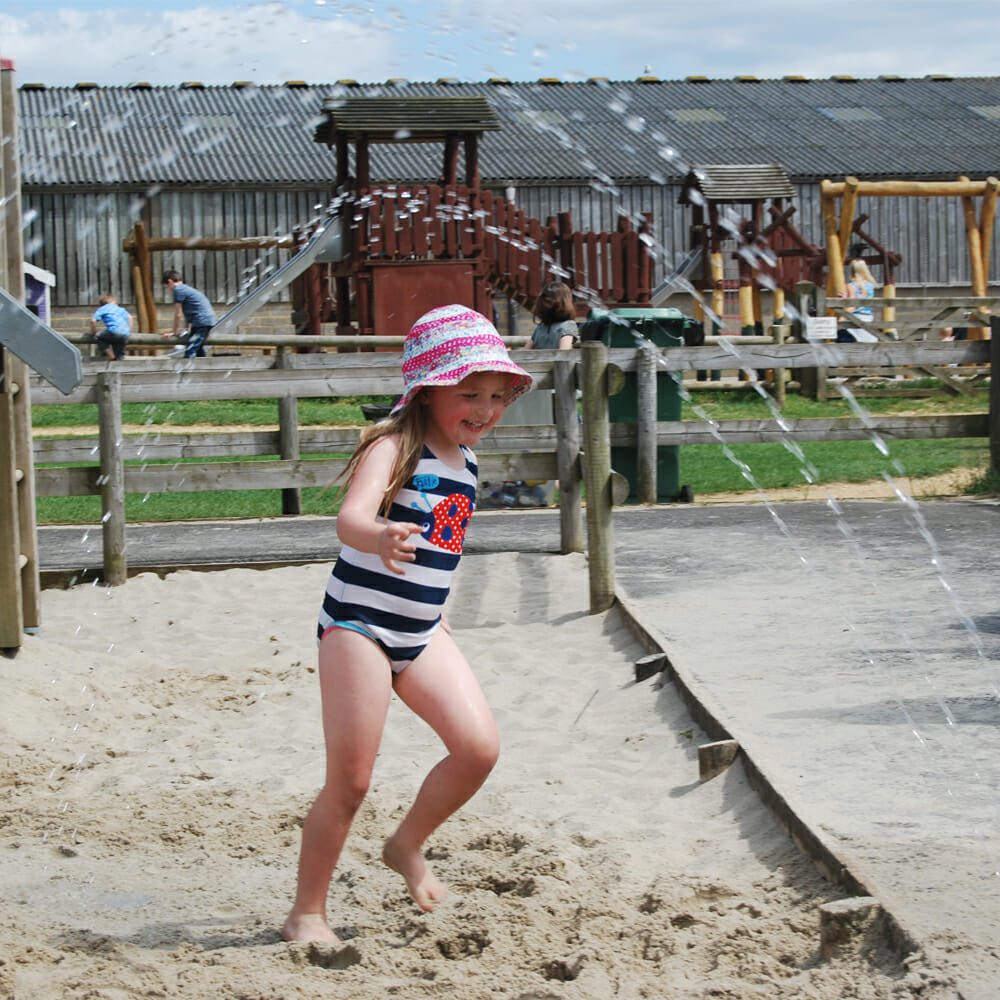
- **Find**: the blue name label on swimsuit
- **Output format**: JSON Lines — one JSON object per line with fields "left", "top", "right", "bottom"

{"left": 413, "top": 473, "right": 440, "bottom": 490}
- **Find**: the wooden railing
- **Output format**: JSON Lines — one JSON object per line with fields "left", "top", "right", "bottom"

{"left": 30, "top": 334, "right": 999, "bottom": 593}
{"left": 343, "top": 185, "right": 653, "bottom": 309}
{"left": 793, "top": 283, "right": 999, "bottom": 399}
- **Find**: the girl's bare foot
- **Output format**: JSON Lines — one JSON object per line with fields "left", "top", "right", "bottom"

{"left": 281, "top": 912, "right": 340, "bottom": 944}
{"left": 382, "top": 837, "right": 447, "bottom": 912}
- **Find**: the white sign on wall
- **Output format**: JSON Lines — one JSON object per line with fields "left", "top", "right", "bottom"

{"left": 805, "top": 317, "right": 838, "bottom": 341}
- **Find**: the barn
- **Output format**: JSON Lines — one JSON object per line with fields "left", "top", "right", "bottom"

{"left": 15, "top": 74, "right": 1000, "bottom": 330}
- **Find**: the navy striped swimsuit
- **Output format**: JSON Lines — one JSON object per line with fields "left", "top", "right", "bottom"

{"left": 317, "top": 444, "right": 477, "bottom": 672}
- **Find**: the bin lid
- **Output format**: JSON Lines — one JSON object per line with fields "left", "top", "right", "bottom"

{"left": 611, "top": 307, "right": 685, "bottom": 319}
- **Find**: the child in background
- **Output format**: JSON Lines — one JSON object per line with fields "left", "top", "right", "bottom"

{"left": 840, "top": 259, "right": 879, "bottom": 343}
{"left": 484, "top": 280, "right": 578, "bottom": 507}
{"left": 161, "top": 269, "right": 216, "bottom": 358}
{"left": 89, "top": 293, "right": 133, "bottom": 360}
{"left": 282, "top": 304, "right": 533, "bottom": 945}
{"left": 525, "top": 280, "right": 579, "bottom": 350}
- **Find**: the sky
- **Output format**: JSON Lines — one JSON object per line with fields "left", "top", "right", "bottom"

{"left": 0, "top": 0, "right": 997, "bottom": 88}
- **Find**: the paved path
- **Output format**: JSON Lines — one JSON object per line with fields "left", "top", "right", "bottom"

{"left": 611, "top": 500, "right": 1000, "bottom": 1000}
{"left": 39, "top": 500, "right": 1000, "bottom": 997}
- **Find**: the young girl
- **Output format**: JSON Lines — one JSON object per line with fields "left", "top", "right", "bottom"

{"left": 842, "top": 258, "right": 879, "bottom": 342}
{"left": 526, "top": 280, "right": 579, "bottom": 350}
{"left": 282, "top": 304, "right": 532, "bottom": 945}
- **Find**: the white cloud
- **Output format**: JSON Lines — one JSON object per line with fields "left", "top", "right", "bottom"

{"left": 3, "top": 0, "right": 1000, "bottom": 86}
{"left": 0, "top": 4, "right": 398, "bottom": 85}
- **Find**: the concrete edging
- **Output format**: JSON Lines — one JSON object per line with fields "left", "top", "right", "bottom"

{"left": 611, "top": 590, "right": 922, "bottom": 963}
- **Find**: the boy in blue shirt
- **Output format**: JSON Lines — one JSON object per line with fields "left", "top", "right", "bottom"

{"left": 162, "top": 269, "right": 216, "bottom": 358}
{"left": 89, "top": 293, "right": 133, "bottom": 360}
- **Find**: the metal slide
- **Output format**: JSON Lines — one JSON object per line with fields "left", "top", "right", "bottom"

{"left": 650, "top": 246, "right": 703, "bottom": 306}
{"left": 209, "top": 214, "right": 346, "bottom": 340}
{"left": 0, "top": 287, "right": 82, "bottom": 394}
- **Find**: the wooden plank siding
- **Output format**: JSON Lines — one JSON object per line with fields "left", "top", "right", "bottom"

{"left": 24, "top": 180, "right": 1000, "bottom": 310}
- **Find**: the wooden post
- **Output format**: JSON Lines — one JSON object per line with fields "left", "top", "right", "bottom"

{"left": 0, "top": 354, "right": 22, "bottom": 647}
{"left": 738, "top": 282, "right": 755, "bottom": 335}
{"left": 0, "top": 58, "right": 19, "bottom": 647}
{"left": 2, "top": 57, "right": 40, "bottom": 636}
{"left": 581, "top": 341, "right": 614, "bottom": 613}
{"left": 838, "top": 175, "right": 859, "bottom": 260}
{"left": 882, "top": 282, "right": 897, "bottom": 339}
{"left": 133, "top": 221, "right": 156, "bottom": 334}
{"left": 709, "top": 251, "right": 725, "bottom": 331}
{"left": 990, "top": 317, "right": 1000, "bottom": 478}
{"left": 819, "top": 898, "right": 881, "bottom": 960}
{"left": 553, "top": 356, "right": 583, "bottom": 554}
{"left": 699, "top": 739, "right": 740, "bottom": 782}
{"left": 636, "top": 341, "right": 658, "bottom": 504}
{"left": 820, "top": 187, "right": 847, "bottom": 297}
{"left": 276, "top": 348, "right": 301, "bottom": 515}
{"left": 795, "top": 281, "right": 827, "bottom": 401}
{"left": 8, "top": 358, "right": 37, "bottom": 626}
{"left": 772, "top": 323, "right": 787, "bottom": 407}
{"left": 97, "top": 370, "right": 127, "bottom": 586}
{"left": 131, "top": 259, "right": 149, "bottom": 335}
{"left": 959, "top": 176, "right": 989, "bottom": 340}
{"left": 980, "top": 176, "right": 999, "bottom": 282}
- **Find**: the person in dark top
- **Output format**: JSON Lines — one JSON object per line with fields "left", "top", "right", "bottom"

{"left": 162, "top": 269, "right": 216, "bottom": 358}
{"left": 525, "top": 281, "right": 579, "bottom": 350}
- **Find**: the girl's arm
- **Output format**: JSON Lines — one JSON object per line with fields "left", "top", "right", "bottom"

{"left": 557, "top": 333, "right": 575, "bottom": 349}
{"left": 337, "top": 434, "right": 422, "bottom": 574}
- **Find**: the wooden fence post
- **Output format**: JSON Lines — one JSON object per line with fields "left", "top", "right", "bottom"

{"left": 97, "top": 370, "right": 126, "bottom": 585}
{"left": 0, "top": 353, "right": 22, "bottom": 646}
{"left": 990, "top": 317, "right": 1000, "bottom": 477}
{"left": 554, "top": 356, "right": 583, "bottom": 553}
{"left": 772, "top": 323, "right": 789, "bottom": 407}
{"left": 795, "top": 282, "right": 827, "bottom": 401}
{"left": 581, "top": 341, "right": 614, "bottom": 613}
{"left": 636, "top": 341, "right": 658, "bottom": 503}
{"left": 276, "top": 348, "right": 301, "bottom": 515}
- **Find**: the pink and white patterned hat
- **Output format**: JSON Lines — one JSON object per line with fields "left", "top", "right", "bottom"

{"left": 391, "top": 304, "right": 533, "bottom": 414}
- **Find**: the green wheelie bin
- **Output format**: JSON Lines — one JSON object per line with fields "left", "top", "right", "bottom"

{"left": 581, "top": 306, "right": 694, "bottom": 503}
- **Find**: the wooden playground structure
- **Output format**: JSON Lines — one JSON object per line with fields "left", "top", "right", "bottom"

{"left": 821, "top": 175, "right": 999, "bottom": 339}
{"left": 125, "top": 96, "right": 657, "bottom": 341}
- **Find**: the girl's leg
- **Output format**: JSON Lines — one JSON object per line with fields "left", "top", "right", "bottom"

{"left": 383, "top": 627, "right": 499, "bottom": 911}
{"left": 282, "top": 630, "right": 393, "bottom": 943}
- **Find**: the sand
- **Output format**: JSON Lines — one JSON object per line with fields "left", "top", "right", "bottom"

{"left": 0, "top": 553, "right": 944, "bottom": 998}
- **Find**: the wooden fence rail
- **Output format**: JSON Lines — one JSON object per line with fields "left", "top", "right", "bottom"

{"left": 29, "top": 337, "right": 999, "bottom": 593}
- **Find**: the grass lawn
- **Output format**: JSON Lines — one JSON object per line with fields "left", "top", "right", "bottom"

{"left": 32, "top": 385, "right": 994, "bottom": 525}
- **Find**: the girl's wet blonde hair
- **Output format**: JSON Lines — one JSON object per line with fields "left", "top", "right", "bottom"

{"left": 340, "top": 397, "right": 429, "bottom": 517}
{"left": 849, "top": 259, "right": 877, "bottom": 286}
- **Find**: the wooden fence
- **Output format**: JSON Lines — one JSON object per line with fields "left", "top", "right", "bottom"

{"left": 795, "top": 283, "right": 999, "bottom": 399}
{"left": 30, "top": 330, "right": 999, "bottom": 601}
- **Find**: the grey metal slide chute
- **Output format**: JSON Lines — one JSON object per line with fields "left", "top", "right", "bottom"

{"left": 209, "top": 214, "right": 346, "bottom": 340}
{"left": 651, "top": 246, "right": 703, "bottom": 306}
{"left": 0, "top": 287, "right": 82, "bottom": 394}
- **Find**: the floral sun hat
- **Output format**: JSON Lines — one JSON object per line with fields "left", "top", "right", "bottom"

{"left": 391, "top": 304, "right": 534, "bottom": 414}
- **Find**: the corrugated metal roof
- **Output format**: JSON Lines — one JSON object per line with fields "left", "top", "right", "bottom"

{"left": 16, "top": 77, "right": 1000, "bottom": 188}
{"left": 681, "top": 164, "right": 796, "bottom": 202}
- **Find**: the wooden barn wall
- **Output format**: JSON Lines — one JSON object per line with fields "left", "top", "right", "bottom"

{"left": 22, "top": 187, "right": 333, "bottom": 307}
{"left": 22, "top": 180, "right": 1000, "bottom": 307}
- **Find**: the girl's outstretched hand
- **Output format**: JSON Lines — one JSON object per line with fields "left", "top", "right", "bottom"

{"left": 378, "top": 521, "right": 424, "bottom": 574}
